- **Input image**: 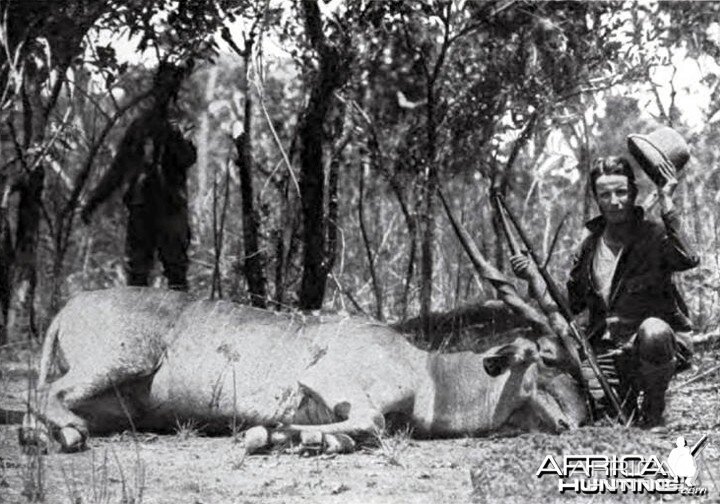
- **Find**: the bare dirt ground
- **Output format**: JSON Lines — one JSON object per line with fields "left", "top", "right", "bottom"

{"left": 1, "top": 345, "right": 719, "bottom": 504}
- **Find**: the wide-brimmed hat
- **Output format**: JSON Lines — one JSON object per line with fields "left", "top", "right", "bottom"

{"left": 626, "top": 127, "right": 690, "bottom": 186}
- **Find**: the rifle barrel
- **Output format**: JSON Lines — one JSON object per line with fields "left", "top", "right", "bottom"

{"left": 495, "top": 195, "right": 628, "bottom": 424}
{"left": 493, "top": 195, "right": 520, "bottom": 256}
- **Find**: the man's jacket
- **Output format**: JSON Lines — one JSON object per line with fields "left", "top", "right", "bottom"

{"left": 85, "top": 112, "right": 196, "bottom": 215}
{"left": 567, "top": 206, "right": 699, "bottom": 342}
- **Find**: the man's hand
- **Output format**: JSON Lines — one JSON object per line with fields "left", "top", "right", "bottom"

{"left": 657, "top": 159, "right": 678, "bottom": 196}
{"left": 510, "top": 254, "right": 533, "bottom": 281}
{"left": 656, "top": 159, "right": 678, "bottom": 213}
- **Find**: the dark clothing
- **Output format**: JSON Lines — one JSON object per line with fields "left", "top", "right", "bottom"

{"left": 569, "top": 207, "right": 699, "bottom": 424}
{"left": 567, "top": 207, "right": 698, "bottom": 349}
{"left": 125, "top": 203, "right": 190, "bottom": 291}
{"left": 585, "top": 318, "right": 678, "bottom": 425}
{"left": 86, "top": 114, "right": 195, "bottom": 214}
{"left": 84, "top": 112, "right": 196, "bottom": 290}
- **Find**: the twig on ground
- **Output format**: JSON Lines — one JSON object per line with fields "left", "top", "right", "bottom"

{"left": 669, "top": 363, "right": 720, "bottom": 393}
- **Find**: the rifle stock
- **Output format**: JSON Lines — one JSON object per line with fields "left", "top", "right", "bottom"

{"left": 495, "top": 195, "right": 628, "bottom": 424}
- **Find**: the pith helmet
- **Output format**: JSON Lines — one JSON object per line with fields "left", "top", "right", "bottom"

{"left": 626, "top": 127, "right": 690, "bottom": 186}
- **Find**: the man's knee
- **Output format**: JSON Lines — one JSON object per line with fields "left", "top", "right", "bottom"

{"left": 635, "top": 317, "right": 675, "bottom": 365}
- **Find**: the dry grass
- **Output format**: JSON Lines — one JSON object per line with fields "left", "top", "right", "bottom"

{"left": 20, "top": 446, "right": 45, "bottom": 502}
{"left": 173, "top": 419, "right": 201, "bottom": 441}
{"left": 373, "top": 425, "right": 414, "bottom": 467}
{"left": 4, "top": 342, "right": 148, "bottom": 504}
{"left": 1, "top": 345, "right": 719, "bottom": 503}
{"left": 57, "top": 447, "right": 146, "bottom": 504}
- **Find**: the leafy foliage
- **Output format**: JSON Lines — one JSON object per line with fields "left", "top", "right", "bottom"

{"left": 2, "top": 0, "right": 720, "bottom": 341}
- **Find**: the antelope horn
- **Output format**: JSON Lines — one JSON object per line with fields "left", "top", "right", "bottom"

{"left": 438, "top": 188, "right": 553, "bottom": 336}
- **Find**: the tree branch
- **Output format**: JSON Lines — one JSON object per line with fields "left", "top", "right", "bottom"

{"left": 61, "top": 88, "right": 153, "bottom": 220}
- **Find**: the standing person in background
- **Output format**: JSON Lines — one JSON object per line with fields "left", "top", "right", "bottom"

{"left": 81, "top": 62, "right": 197, "bottom": 292}
{"left": 512, "top": 129, "right": 698, "bottom": 427}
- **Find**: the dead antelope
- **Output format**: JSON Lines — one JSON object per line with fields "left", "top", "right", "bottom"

{"left": 19, "top": 287, "right": 586, "bottom": 454}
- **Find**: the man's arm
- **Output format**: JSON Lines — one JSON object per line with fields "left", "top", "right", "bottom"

{"left": 656, "top": 160, "right": 700, "bottom": 271}
{"left": 81, "top": 121, "right": 146, "bottom": 222}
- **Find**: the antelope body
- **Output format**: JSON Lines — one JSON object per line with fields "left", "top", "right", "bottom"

{"left": 22, "top": 288, "right": 586, "bottom": 453}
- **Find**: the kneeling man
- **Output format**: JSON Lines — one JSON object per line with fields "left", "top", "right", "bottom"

{"left": 514, "top": 154, "right": 698, "bottom": 426}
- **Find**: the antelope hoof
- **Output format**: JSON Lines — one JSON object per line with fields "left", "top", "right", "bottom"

{"left": 324, "top": 433, "right": 356, "bottom": 454}
{"left": 245, "top": 426, "right": 269, "bottom": 455}
{"left": 58, "top": 426, "right": 87, "bottom": 453}
{"left": 299, "top": 430, "right": 323, "bottom": 456}
{"left": 269, "top": 430, "right": 292, "bottom": 447}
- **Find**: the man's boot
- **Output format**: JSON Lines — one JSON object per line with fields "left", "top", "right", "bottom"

{"left": 637, "top": 359, "right": 675, "bottom": 427}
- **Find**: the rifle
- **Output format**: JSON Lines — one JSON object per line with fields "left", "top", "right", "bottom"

{"left": 494, "top": 194, "right": 628, "bottom": 424}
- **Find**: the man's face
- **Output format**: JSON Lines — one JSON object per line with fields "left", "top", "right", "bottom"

{"left": 594, "top": 174, "right": 634, "bottom": 224}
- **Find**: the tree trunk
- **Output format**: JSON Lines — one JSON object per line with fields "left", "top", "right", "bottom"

{"left": 0, "top": 187, "right": 13, "bottom": 345}
{"left": 49, "top": 235, "right": 66, "bottom": 317}
{"left": 196, "top": 66, "right": 218, "bottom": 234}
{"left": 323, "top": 114, "right": 350, "bottom": 288}
{"left": 453, "top": 188, "right": 468, "bottom": 308}
{"left": 2, "top": 2, "right": 106, "bottom": 339}
{"left": 7, "top": 74, "right": 45, "bottom": 341}
{"left": 235, "top": 45, "right": 267, "bottom": 308}
{"left": 368, "top": 131, "right": 416, "bottom": 321}
{"left": 298, "top": 97, "right": 327, "bottom": 310}
{"left": 273, "top": 226, "right": 286, "bottom": 307}
{"left": 235, "top": 130, "right": 267, "bottom": 307}
{"left": 8, "top": 168, "right": 44, "bottom": 340}
{"left": 422, "top": 86, "right": 439, "bottom": 347}
{"left": 275, "top": 175, "right": 301, "bottom": 308}
{"left": 358, "top": 161, "right": 384, "bottom": 320}
{"left": 297, "top": 0, "right": 349, "bottom": 310}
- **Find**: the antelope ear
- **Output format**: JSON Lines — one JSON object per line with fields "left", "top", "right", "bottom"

{"left": 483, "top": 344, "right": 516, "bottom": 377}
{"left": 538, "top": 336, "right": 560, "bottom": 366}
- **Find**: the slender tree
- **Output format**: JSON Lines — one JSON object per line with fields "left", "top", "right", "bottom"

{"left": 296, "top": 0, "right": 352, "bottom": 310}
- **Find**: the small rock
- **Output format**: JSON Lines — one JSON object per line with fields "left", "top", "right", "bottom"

{"left": 330, "top": 482, "right": 350, "bottom": 495}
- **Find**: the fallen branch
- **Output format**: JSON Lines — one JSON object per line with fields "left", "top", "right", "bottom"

{"left": 669, "top": 363, "right": 720, "bottom": 393}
